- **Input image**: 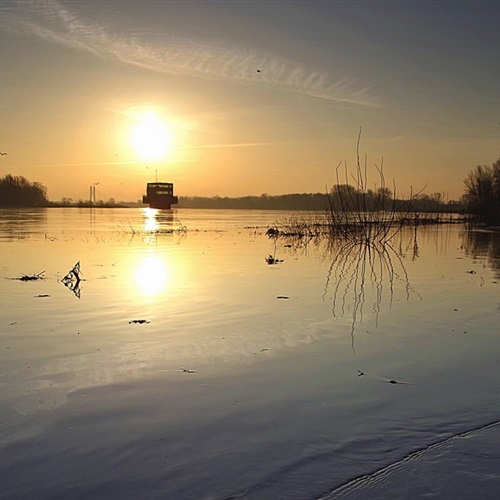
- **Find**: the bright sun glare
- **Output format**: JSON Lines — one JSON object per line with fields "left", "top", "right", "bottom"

{"left": 135, "top": 254, "right": 170, "bottom": 297}
{"left": 130, "top": 111, "right": 172, "bottom": 161}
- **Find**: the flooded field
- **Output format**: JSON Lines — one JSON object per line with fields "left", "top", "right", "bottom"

{"left": 1, "top": 207, "right": 499, "bottom": 499}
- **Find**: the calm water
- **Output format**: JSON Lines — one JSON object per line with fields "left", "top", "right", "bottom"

{"left": 0, "top": 208, "right": 499, "bottom": 499}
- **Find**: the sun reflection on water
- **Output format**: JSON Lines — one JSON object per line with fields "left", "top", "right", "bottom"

{"left": 143, "top": 208, "right": 159, "bottom": 232}
{"left": 134, "top": 253, "right": 171, "bottom": 297}
{"left": 142, "top": 208, "right": 176, "bottom": 233}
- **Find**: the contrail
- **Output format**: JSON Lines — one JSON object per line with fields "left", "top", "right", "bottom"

{"left": 0, "top": 0, "right": 381, "bottom": 107}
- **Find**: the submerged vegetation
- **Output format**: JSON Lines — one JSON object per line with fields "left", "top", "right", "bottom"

{"left": 12, "top": 270, "right": 46, "bottom": 281}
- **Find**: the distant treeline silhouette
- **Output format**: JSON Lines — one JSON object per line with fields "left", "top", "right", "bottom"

{"left": 0, "top": 173, "right": 467, "bottom": 214}
{"left": 464, "top": 158, "right": 500, "bottom": 225}
{"left": 48, "top": 197, "right": 123, "bottom": 208}
{"left": 178, "top": 193, "right": 328, "bottom": 210}
{"left": 0, "top": 174, "right": 48, "bottom": 207}
{"left": 178, "top": 190, "right": 463, "bottom": 213}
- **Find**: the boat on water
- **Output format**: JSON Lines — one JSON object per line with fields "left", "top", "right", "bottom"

{"left": 142, "top": 182, "right": 178, "bottom": 209}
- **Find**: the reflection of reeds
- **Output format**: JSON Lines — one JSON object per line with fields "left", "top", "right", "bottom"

{"left": 321, "top": 238, "right": 410, "bottom": 352}
{"left": 266, "top": 133, "right": 430, "bottom": 349}
{"left": 273, "top": 226, "right": 416, "bottom": 352}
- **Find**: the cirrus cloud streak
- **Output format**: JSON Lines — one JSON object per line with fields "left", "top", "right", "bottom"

{"left": 1, "top": 0, "right": 381, "bottom": 107}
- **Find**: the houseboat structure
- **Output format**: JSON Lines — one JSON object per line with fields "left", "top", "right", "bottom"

{"left": 142, "top": 182, "right": 178, "bottom": 209}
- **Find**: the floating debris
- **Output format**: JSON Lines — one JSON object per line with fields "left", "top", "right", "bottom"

{"left": 34, "top": 294, "right": 50, "bottom": 298}
{"left": 265, "top": 254, "right": 283, "bottom": 265}
{"left": 129, "top": 319, "right": 151, "bottom": 324}
{"left": 384, "top": 377, "right": 411, "bottom": 385}
{"left": 357, "top": 370, "right": 411, "bottom": 385}
{"left": 14, "top": 271, "right": 45, "bottom": 281}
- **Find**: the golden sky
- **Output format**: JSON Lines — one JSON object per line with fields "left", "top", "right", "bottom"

{"left": 0, "top": 0, "right": 499, "bottom": 202}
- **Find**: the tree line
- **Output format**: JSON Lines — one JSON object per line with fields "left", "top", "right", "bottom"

{"left": 1, "top": 158, "right": 498, "bottom": 224}
{"left": 0, "top": 174, "right": 48, "bottom": 207}
{"left": 179, "top": 189, "right": 463, "bottom": 213}
{"left": 463, "top": 158, "right": 500, "bottom": 225}
{"left": 178, "top": 193, "right": 329, "bottom": 211}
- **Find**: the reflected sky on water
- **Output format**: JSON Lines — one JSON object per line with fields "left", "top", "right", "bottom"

{"left": 0, "top": 208, "right": 499, "bottom": 499}
{"left": 1, "top": 208, "right": 499, "bottom": 402}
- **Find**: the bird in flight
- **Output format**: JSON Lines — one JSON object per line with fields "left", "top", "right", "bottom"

{"left": 0, "top": 152, "right": 7, "bottom": 156}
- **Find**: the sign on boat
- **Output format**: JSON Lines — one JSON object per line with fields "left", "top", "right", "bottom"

{"left": 142, "top": 182, "right": 178, "bottom": 209}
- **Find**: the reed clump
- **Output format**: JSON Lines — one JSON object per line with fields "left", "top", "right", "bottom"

{"left": 265, "top": 132, "right": 450, "bottom": 349}
{"left": 269, "top": 130, "right": 425, "bottom": 245}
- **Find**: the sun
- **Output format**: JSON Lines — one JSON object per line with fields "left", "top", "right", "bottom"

{"left": 130, "top": 111, "right": 172, "bottom": 161}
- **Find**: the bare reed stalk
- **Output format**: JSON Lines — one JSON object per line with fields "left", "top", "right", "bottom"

{"left": 268, "top": 129, "right": 428, "bottom": 248}
{"left": 266, "top": 133, "right": 429, "bottom": 349}
{"left": 320, "top": 129, "right": 425, "bottom": 245}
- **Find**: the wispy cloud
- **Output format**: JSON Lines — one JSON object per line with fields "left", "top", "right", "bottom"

{"left": 184, "top": 140, "right": 334, "bottom": 149}
{"left": 1, "top": 0, "right": 381, "bottom": 107}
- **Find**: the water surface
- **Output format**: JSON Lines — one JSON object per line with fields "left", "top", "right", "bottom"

{"left": 1, "top": 208, "right": 499, "bottom": 499}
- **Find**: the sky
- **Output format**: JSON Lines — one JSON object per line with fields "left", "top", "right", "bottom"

{"left": 0, "top": 0, "right": 499, "bottom": 203}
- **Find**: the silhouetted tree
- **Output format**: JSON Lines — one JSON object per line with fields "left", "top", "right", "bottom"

{"left": 376, "top": 187, "right": 392, "bottom": 211}
{"left": 329, "top": 184, "right": 359, "bottom": 211}
{"left": 0, "top": 174, "right": 48, "bottom": 206}
{"left": 464, "top": 159, "right": 500, "bottom": 224}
